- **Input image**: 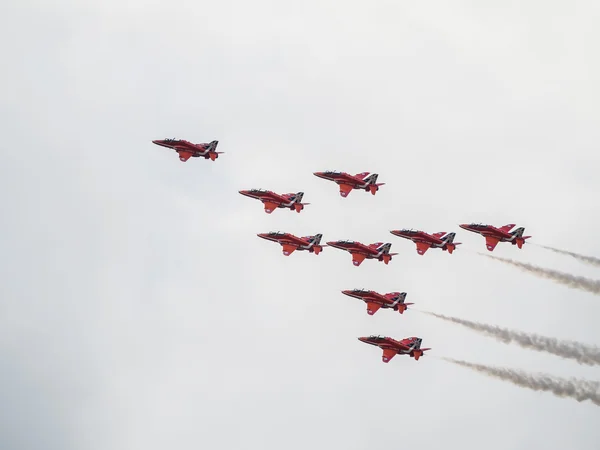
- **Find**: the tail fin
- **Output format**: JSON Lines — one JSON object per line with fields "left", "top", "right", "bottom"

{"left": 306, "top": 233, "right": 324, "bottom": 254}
{"left": 442, "top": 232, "right": 456, "bottom": 243}
{"left": 387, "top": 292, "right": 414, "bottom": 314}
{"left": 510, "top": 227, "right": 525, "bottom": 238}
{"left": 442, "top": 232, "right": 462, "bottom": 253}
{"left": 310, "top": 234, "right": 323, "bottom": 245}
{"left": 363, "top": 173, "right": 378, "bottom": 184}
{"left": 376, "top": 243, "right": 394, "bottom": 254}
{"left": 207, "top": 141, "right": 223, "bottom": 161}
{"left": 291, "top": 192, "right": 310, "bottom": 212}
{"left": 363, "top": 173, "right": 385, "bottom": 195}
{"left": 410, "top": 338, "right": 431, "bottom": 360}
{"left": 510, "top": 227, "right": 531, "bottom": 249}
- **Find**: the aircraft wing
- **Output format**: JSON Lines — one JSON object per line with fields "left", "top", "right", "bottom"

{"left": 381, "top": 348, "right": 397, "bottom": 363}
{"left": 485, "top": 236, "right": 500, "bottom": 251}
{"left": 351, "top": 252, "right": 367, "bottom": 266}
{"left": 281, "top": 244, "right": 297, "bottom": 256}
{"left": 177, "top": 150, "right": 194, "bottom": 162}
{"left": 366, "top": 302, "right": 381, "bottom": 315}
{"left": 415, "top": 242, "right": 431, "bottom": 255}
{"left": 262, "top": 201, "right": 280, "bottom": 214}
{"left": 338, "top": 184, "right": 354, "bottom": 197}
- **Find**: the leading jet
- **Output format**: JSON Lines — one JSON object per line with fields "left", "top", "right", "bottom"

{"left": 152, "top": 138, "right": 223, "bottom": 162}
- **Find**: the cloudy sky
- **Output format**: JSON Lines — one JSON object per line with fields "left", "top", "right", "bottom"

{"left": 2, "top": 0, "right": 600, "bottom": 449}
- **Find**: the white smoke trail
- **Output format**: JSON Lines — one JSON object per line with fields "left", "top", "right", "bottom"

{"left": 443, "top": 358, "right": 600, "bottom": 406}
{"left": 482, "top": 254, "right": 600, "bottom": 296}
{"left": 536, "top": 245, "right": 600, "bottom": 268}
{"left": 425, "top": 312, "right": 600, "bottom": 366}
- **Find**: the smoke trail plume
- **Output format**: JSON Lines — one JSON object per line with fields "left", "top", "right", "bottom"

{"left": 482, "top": 254, "right": 600, "bottom": 296}
{"left": 443, "top": 358, "right": 600, "bottom": 406}
{"left": 425, "top": 312, "right": 600, "bottom": 366}
{"left": 537, "top": 245, "right": 600, "bottom": 268}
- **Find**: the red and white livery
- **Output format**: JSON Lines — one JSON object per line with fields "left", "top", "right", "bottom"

{"left": 358, "top": 336, "right": 431, "bottom": 363}
{"left": 459, "top": 223, "right": 531, "bottom": 252}
{"left": 152, "top": 138, "right": 223, "bottom": 162}
{"left": 257, "top": 232, "right": 324, "bottom": 256}
{"left": 390, "top": 229, "right": 461, "bottom": 255}
{"left": 341, "top": 289, "right": 413, "bottom": 315}
{"left": 239, "top": 189, "right": 310, "bottom": 214}
{"left": 326, "top": 240, "right": 398, "bottom": 267}
{"left": 313, "top": 170, "right": 385, "bottom": 197}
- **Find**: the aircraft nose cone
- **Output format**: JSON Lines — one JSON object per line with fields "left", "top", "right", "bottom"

{"left": 358, "top": 337, "right": 368, "bottom": 343}
{"left": 459, "top": 224, "right": 469, "bottom": 230}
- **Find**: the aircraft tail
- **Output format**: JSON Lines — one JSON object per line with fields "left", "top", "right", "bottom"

{"left": 386, "top": 292, "right": 414, "bottom": 314}
{"left": 410, "top": 338, "right": 431, "bottom": 360}
{"left": 376, "top": 243, "right": 397, "bottom": 264}
{"left": 362, "top": 173, "right": 385, "bottom": 195}
{"left": 207, "top": 141, "right": 223, "bottom": 161}
{"left": 442, "top": 232, "right": 462, "bottom": 253}
{"left": 307, "top": 233, "right": 324, "bottom": 254}
{"left": 291, "top": 192, "right": 310, "bottom": 213}
{"left": 376, "top": 243, "right": 396, "bottom": 254}
{"left": 510, "top": 227, "right": 531, "bottom": 249}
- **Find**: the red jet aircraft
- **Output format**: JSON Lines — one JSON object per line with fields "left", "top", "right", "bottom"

{"left": 151, "top": 138, "right": 223, "bottom": 162}
{"left": 390, "top": 229, "right": 461, "bottom": 255}
{"left": 326, "top": 240, "right": 398, "bottom": 266}
{"left": 257, "top": 232, "right": 324, "bottom": 256}
{"left": 238, "top": 189, "right": 310, "bottom": 214}
{"left": 313, "top": 171, "right": 385, "bottom": 197}
{"left": 341, "top": 289, "right": 413, "bottom": 315}
{"left": 358, "top": 336, "right": 431, "bottom": 363}
{"left": 459, "top": 223, "right": 531, "bottom": 251}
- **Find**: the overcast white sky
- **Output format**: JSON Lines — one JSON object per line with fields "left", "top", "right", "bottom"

{"left": 2, "top": 0, "right": 600, "bottom": 449}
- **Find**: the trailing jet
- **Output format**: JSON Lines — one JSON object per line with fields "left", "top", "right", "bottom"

{"left": 257, "top": 232, "right": 324, "bottom": 256}
{"left": 390, "top": 229, "right": 461, "bottom": 255}
{"left": 239, "top": 189, "right": 310, "bottom": 214}
{"left": 313, "top": 171, "right": 385, "bottom": 197}
{"left": 341, "top": 289, "right": 413, "bottom": 315}
{"left": 459, "top": 223, "right": 531, "bottom": 251}
{"left": 151, "top": 138, "right": 223, "bottom": 162}
{"left": 326, "top": 240, "right": 397, "bottom": 266}
{"left": 358, "top": 336, "right": 431, "bottom": 363}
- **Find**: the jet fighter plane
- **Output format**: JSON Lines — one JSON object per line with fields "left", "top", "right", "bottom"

{"left": 341, "top": 289, "right": 413, "bottom": 315}
{"left": 238, "top": 189, "right": 310, "bottom": 214}
{"left": 459, "top": 223, "right": 531, "bottom": 251}
{"left": 358, "top": 336, "right": 431, "bottom": 363}
{"left": 257, "top": 232, "right": 324, "bottom": 256}
{"left": 390, "top": 229, "right": 461, "bottom": 255}
{"left": 326, "top": 240, "right": 398, "bottom": 266}
{"left": 313, "top": 171, "right": 385, "bottom": 197}
{"left": 151, "top": 138, "right": 223, "bottom": 162}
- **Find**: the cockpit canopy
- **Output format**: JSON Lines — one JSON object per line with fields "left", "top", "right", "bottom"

{"left": 268, "top": 231, "right": 286, "bottom": 236}
{"left": 164, "top": 138, "right": 179, "bottom": 142}
{"left": 399, "top": 228, "right": 418, "bottom": 234}
{"left": 368, "top": 335, "right": 385, "bottom": 340}
{"left": 324, "top": 170, "right": 342, "bottom": 175}
{"left": 468, "top": 223, "right": 489, "bottom": 228}
{"left": 337, "top": 240, "right": 355, "bottom": 244}
{"left": 250, "top": 188, "right": 269, "bottom": 194}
